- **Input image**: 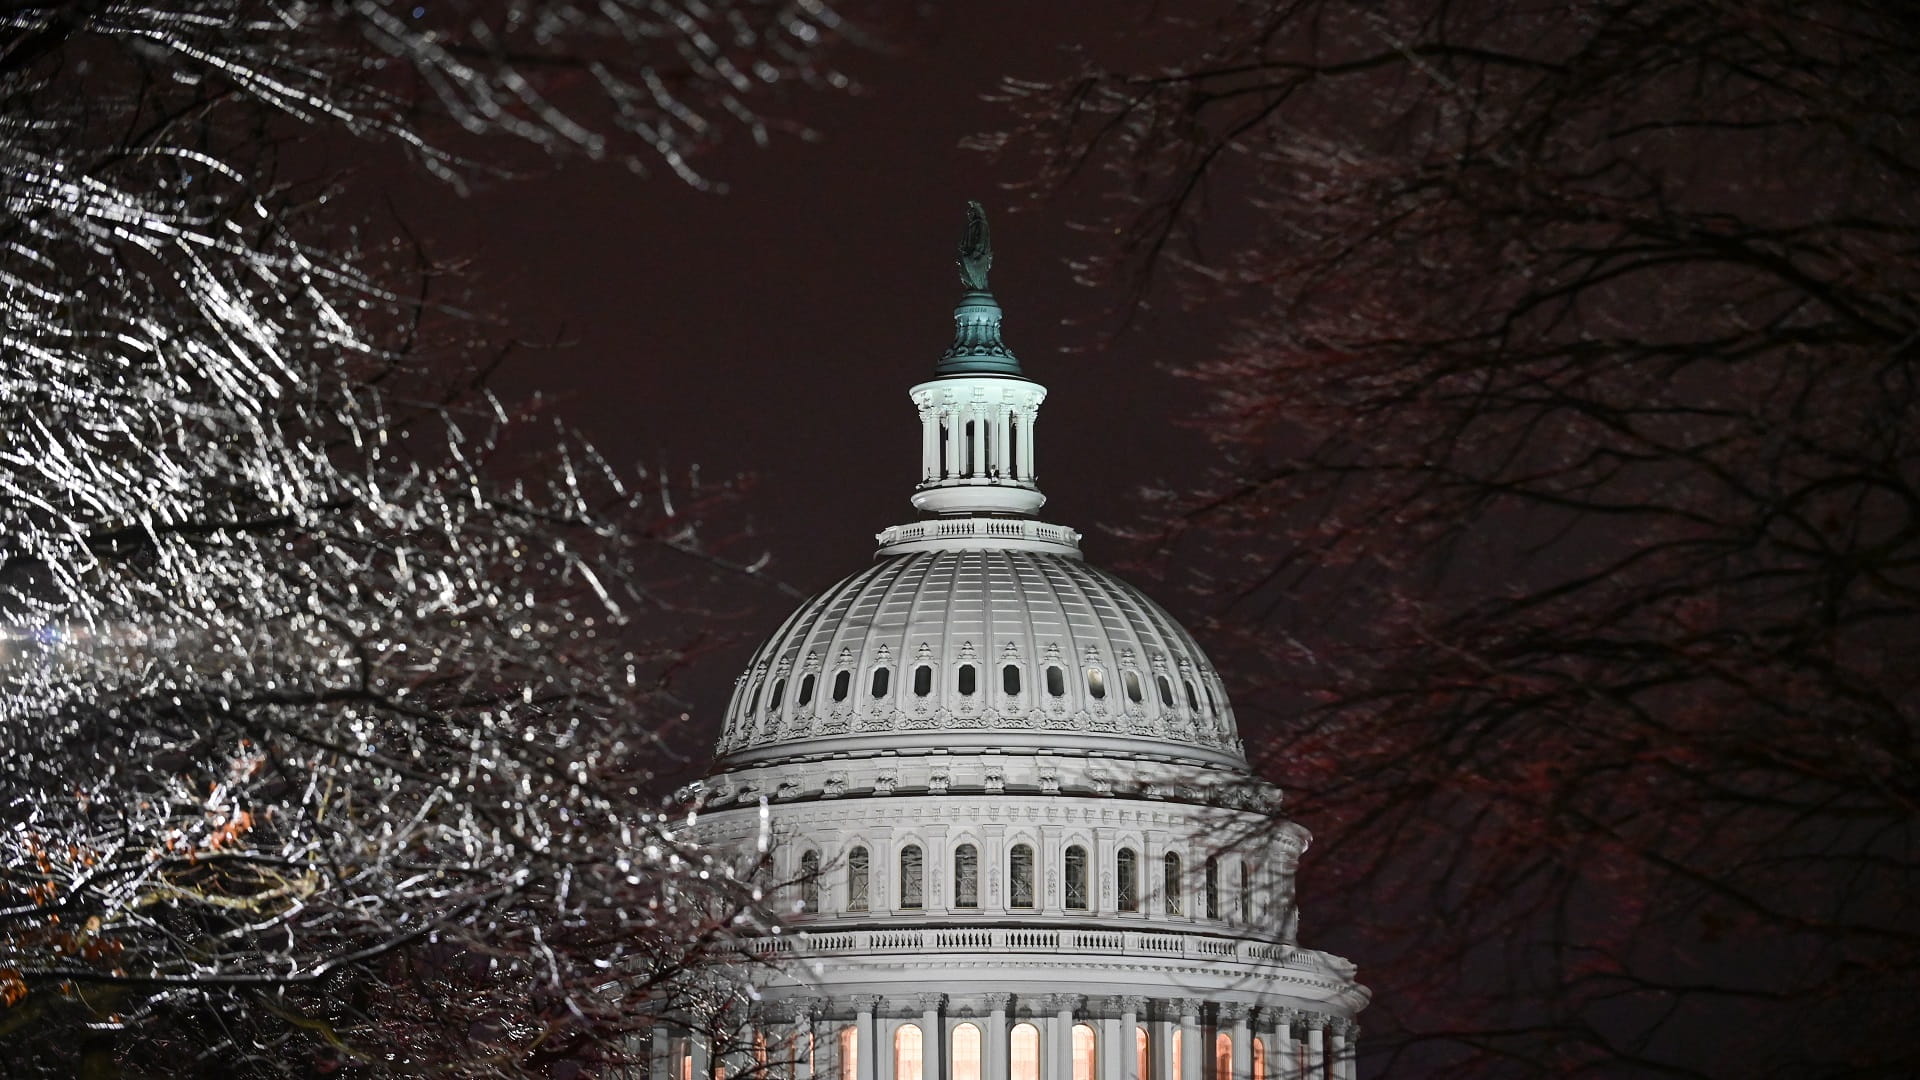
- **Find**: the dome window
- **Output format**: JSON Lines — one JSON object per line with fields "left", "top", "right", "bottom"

{"left": 1064, "top": 845, "right": 1089, "bottom": 910}
{"left": 798, "top": 673, "right": 816, "bottom": 707}
{"left": 954, "top": 844, "right": 980, "bottom": 907}
{"left": 1086, "top": 668, "right": 1106, "bottom": 700}
{"left": 1205, "top": 855, "right": 1221, "bottom": 920}
{"left": 1117, "top": 847, "right": 1139, "bottom": 912}
{"left": 871, "top": 667, "right": 891, "bottom": 698}
{"left": 1239, "top": 860, "right": 1253, "bottom": 923}
{"left": 913, "top": 664, "right": 933, "bottom": 696}
{"left": 1204, "top": 681, "right": 1219, "bottom": 716}
{"left": 847, "top": 845, "right": 870, "bottom": 911}
{"left": 1002, "top": 664, "right": 1021, "bottom": 695}
{"left": 1163, "top": 852, "right": 1184, "bottom": 916}
{"left": 1045, "top": 666, "right": 1066, "bottom": 696}
{"left": 1184, "top": 680, "right": 1200, "bottom": 713}
{"left": 1124, "top": 670, "right": 1144, "bottom": 703}
{"left": 832, "top": 670, "right": 851, "bottom": 702}
{"left": 1157, "top": 674, "right": 1175, "bottom": 707}
{"left": 899, "top": 844, "right": 924, "bottom": 909}
{"left": 957, "top": 664, "right": 977, "bottom": 696}
{"left": 799, "top": 850, "right": 820, "bottom": 911}
{"left": 768, "top": 678, "right": 785, "bottom": 712}
{"left": 1009, "top": 843, "right": 1036, "bottom": 908}
{"left": 746, "top": 681, "right": 762, "bottom": 715}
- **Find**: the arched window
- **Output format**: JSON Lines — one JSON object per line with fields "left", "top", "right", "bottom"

{"left": 1073, "top": 1023, "right": 1098, "bottom": 1080}
{"left": 1003, "top": 664, "right": 1021, "bottom": 695}
{"left": 1184, "top": 680, "right": 1200, "bottom": 712}
{"left": 896, "top": 1024, "right": 924, "bottom": 1080}
{"left": 799, "top": 850, "right": 820, "bottom": 911}
{"left": 1007, "top": 422, "right": 1020, "bottom": 480}
{"left": 839, "top": 1026, "right": 858, "bottom": 1080}
{"left": 957, "top": 664, "right": 977, "bottom": 696}
{"left": 1215, "top": 1033, "right": 1232, "bottom": 1080}
{"left": 953, "top": 1024, "right": 983, "bottom": 1080}
{"left": 963, "top": 420, "right": 977, "bottom": 474}
{"left": 1009, "top": 843, "right": 1036, "bottom": 908}
{"left": 1205, "top": 855, "right": 1220, "bottom": 920}
{"left": 798, "top": 673, "right": 816, "bottom": 707}
{"left": 1240, "top": 861, "right": 1253, "bottom": 923}
{"left": 914, "top": 665, "right": 933, "bottom": 696}
{"left": 1136, "top": 1028, "right": 1149, "bottom": 1080}
{"left": 1164, "top": 852, "right": 1184, "bottom": 916}
{"left": 954, "top": 843, "right": 980, "bottom": 908}
{"left": 1046, "top": 666, "right": 1066, "bottom": 696}
{"left": 769, "top": 678, "right": 786, "bottom": 712}
{"left": 1087, "top": 668, "right": 1106, "bottom": 700}
{"left": 1117, "top": 848, "right": 1139, "bottom": 912}
{"left": 1124, "top": 670, "right": 1144, "bottom": 703}
{"left": 746, "top": 680, "right": 761, "bottom": 715}
{"left": 1065, "top": 844, "right": 1089, "bottom": 909}
{"left": 832, "top": 670, "right": 851, "bottom": 702}
{"left": 1253, "top": 1038, "right": 1266, "bottom": 1080}
{"left": 1157, "top": 674, "right": 1176, "bottom": 707}
{"left": 1010, "top": 1024, "right": 1041, "bottom": 1080}
{"left": 871, "top": 667, "right": 890, "bottom": 698}
{"left": 900, "top": 844, "right": 924, "bottom": 909}
{"left": 847, "top": 846, "right": 869, "bottom": 912}
{"left": 1205, "top": 681, "right": 1219, "bottom": 716}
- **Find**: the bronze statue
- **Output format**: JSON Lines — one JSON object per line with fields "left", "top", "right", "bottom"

{"left": 957, "top": 200, "right": 992, "bottom": 291}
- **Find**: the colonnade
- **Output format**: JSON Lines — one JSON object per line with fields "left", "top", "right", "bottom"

{"left": 647, "top": 995, "right": 1356, "bottom": 1080}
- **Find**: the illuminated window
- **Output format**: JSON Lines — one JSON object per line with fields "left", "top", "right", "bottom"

{"left": 1124, "top": 670, "right": 1143, "bottom": 703}
{"left": 1216, "top": 1033, "right": 1232, "bottom": 1080}
{"left": 1073, "top": 1024, "right": 1098, "bottom": 1080}
{"left": 896, "top": 1024, "right": 924, "bottom": 1080}
{"left": 1011, "top": 1024, "right": 1041, "bottom": 1080}
{"left": 798, "top": 673, "right": 816, "bottom": 706}
{"left": 1205, "top": 856, "right": 1220, "bottom": 919}
{"left": 1136, "top": 1027, "right": 1149, "bottom": 1080}
{"left": 1003, "top": 664, "right": 1021, "bottom": 695}
{"left": 914, "top": 665, "right": 933, "bottom": 696}
{"left": 1240, "top": 861, "right": 1253, "bottom": 924}
{"left": 1253, "top": 1038, "right": 1266, "bottom": 1080}
{"left": 1087, "top": 668, "right": 1106, "bottom": 699}
{"left": 1164, "top": 852, "right": 1184, "bottom": 916}
{"left": 958, "top": 664, "right": 977, "bottom": 696}
{"left": 840, "top": 1027, "right": 858, "bottom": 1080}
{"left": 1157, "top": 674, "right": 1176, "bottom": 707}
{"left": 1046, "top": 666, "right": 1066, "bottom": 696}
{"left": 1117, "top": 848, "right": 1139, "bottom": 911}
{"left": 847, "top": 846, "right": 869, "bottom": 912}
{"left": 799, "top": 850, "right": 820, "bottom": 911}
{"left": 832, "top": 670, "right": 851, "bottom": 702}
{"left": 954, "top": 843, "right": 980, "bottom": 908}
{"left": 1171, "top": 1030, "right": 1183, "bottom": 1080}
{"left": 900, "top": 844, "right": 924, "bottom": 909}
{"left": 1064, "top": 844, "right": 1089, "bottom": 910}
{"left": 1009, "top": 843, "right": 1036, "bottom": 908}
{"left": 872, "top": 667, "right": 890, "bottom": 698}
{"left": 755, "top": 1032, "right": 768, "bottom": 1067}
{"left": 952, "top": 1024, "right": 983, "bottom": 1080}
{"left": 680, "top": 1048, "right": 692, "bottom": 1080}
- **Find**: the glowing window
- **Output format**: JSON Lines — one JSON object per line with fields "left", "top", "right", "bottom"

{"left": 872, "top": 667, "right": 890, "bottom": 698}
{"left": 832, "top": 670, "right": 851, "bottom": 702}
{"left": 1064, "top": 844, "right": 1089, "bottom": 910}
{"left": 1003, "top": 664, "right": 1021, "bottom": 695}
{"left": 954, "top": 844, "right": 980, "bottom": 908}
{"left": 1157, "top": 674, "right": 1176, "bottom": 706}
{"left": 1164, "top": 852, "right": 1184, "bottom": 916}
{"left": 840, "top": 1026, "right": 858, "bottom": 1080}
{"left": 1216, "top": 1033, "right": 1232, "bottom": 1080}
{"left": 1009, "top": 843, "right": 1036, "bottom": 908}
{"left": 1117, "top": 847, "right": 1139, "bottom": 912}
{"left": 1124, "top": 670, "right": 1143, "bottom": 703}
{"left": 914, "top": 665, "right": 933, "bottom": 696}
{"left": 680, "top": 1049, "right": 692, "bottom": 1080}
{"left": 1046, "top": 666, "right": 1066, "bottom": 696}
{"left": 1136, "top": 1027, "right": 1149, "bottom": 1080}
{"left": 769, "top": 678, "right": 785, "bottom": 711}
{"left": 1205, "top": 856, "right": 1220, "bottom": 920}
{"left": 1073, "top": 1024, "right": 1098, "bottom": 1080}
{"left": 953, "top": 1024, "right": 983, "bottom": 1080}
{"left": 957, "top": 664, "right": 977, "bottom": 696}
{"left": 900, "top": 844, "right": 924, "bottom": 909}
{"left": 1171, "top": 1030, "right": 1183, "bottom": 1080}
{"left": 798, "top": 673, "right": 816, "bottom": 707}
{"left": 1087, "top": 668, "right": 1106, "bottom": 700}
{"left": 896, "top": 1024, "right": 924, "bottom": 1080}
{"left": 799, "top": 850, "right": 820, "bottom": 911}
{"left": 1253, "top": 1038, "right": 1266, "bottom": 1080}
{"left": 1011, "top": 1024, "right": 1041, "bottom": 1080}
{"left": 847, "top": 846, "right": 869, "bottom": 912}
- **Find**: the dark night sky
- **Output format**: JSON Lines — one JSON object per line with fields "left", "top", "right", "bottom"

{"left": 394, "top": 3, "right": 1221, "bottom": 748}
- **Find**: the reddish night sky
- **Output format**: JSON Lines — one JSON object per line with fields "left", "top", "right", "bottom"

{"left": 391, "top": 3, "right": 1220, "bottom": 746}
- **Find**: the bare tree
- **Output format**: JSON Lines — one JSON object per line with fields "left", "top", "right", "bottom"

{"left": 998, "top": 2, "right": 1920, "bottom": 1076}
{"left": 0, "top": 2, "right": 854, "bottom": 1073}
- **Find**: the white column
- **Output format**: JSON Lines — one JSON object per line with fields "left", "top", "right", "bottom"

{"left": 856, "top": 997, "right": 882, "bottom": 1080}
{"left": 1118, "top": 997, "right": 1142, "bottom": 1080}
{"left": 691, "top": 1032, "right": 712, "bottom": 1080}
{"left": 1019, "top": 411, "right": 1036, "bottom": 479}
{"left": 1223, "top": 1006, "right": 1250, "bottom": 1080}
{"left": 985, "top": 994, "right": 1012, "bottom": 1080}
{"left": 942, "top": 411, "right": 959, "bottom": 478}
{"left": 1268, "top": 1011, "right": 1295, "bottom": 1080}
{"left": 1302, "top": 1017, "right": 1323, "bottom": 1080}
{"left": 1332, "top": 1020, "right": 1355, "bottom": 1080}
{"left": 1051, "top": 996, "right": 1079, "bottom": 1080}
{"left": 922, "top": 410, "right": 938, "bottom": 482}
{"left": 1149, "top": 1005, "right": 1174, "bottom": 1080}
{"left": 920, "top": 994, "right": 947, "bottom": 1080}
{"left": 994, "top": 408, "right": 1011, "bottom": 478}
{"left": 649, "top": 1024, "right": 674, "bottom": 1080}
{"left": 1176, "top": 1002, "right": 1201, "bottom": 1080}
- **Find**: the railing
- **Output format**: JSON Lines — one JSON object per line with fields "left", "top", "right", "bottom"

{"left": 739, "top": 926, "right": 1315, "bottom": 972}
{"left": 875, "top": 519, "right": 1082, "bottom": 549}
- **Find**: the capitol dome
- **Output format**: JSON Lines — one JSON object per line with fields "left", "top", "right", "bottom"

{"left": 649, "top": 205, "right": 1365, "bottom": 1080}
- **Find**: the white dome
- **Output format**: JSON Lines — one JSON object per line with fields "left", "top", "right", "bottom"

{"left": 716, "top": 546, "right": 1244, "bottom": 767}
